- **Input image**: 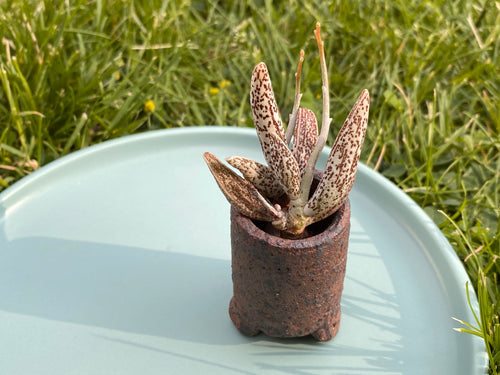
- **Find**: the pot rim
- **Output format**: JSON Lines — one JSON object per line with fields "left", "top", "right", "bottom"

{"left": 231, "top": 198, "right": 350, "bottom": 251}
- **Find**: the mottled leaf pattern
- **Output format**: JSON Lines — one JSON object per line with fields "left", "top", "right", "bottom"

{"left": 262, "top": 132, "right": 301, "bottom": 200}
{"left": 226, "top": 156, "right": 285, "bottom": 199}
{"left": 204, "top": 25, "right": 370, "bottom": 236}
{"left": 203, "top": 152, "right": 281, "bottom": 222}
{"left": 304, "top": 90, "right": 370, "bottom": 222}
{"left": 292, "top": 108, "right": 318, "bottom": 177}
{"left": 250, "top": 62, "right": 301, "bottom": 200}
{"left": 250, "top": 62, "right": 285, "bottom": 141}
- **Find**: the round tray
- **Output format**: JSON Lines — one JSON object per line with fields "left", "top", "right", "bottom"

{"left": 0, "top": 127, "right": 486, "bottom": 374}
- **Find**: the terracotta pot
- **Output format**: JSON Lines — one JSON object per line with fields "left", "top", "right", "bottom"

{"left": 229, "top": 195, "right": 351, "bottom": 341}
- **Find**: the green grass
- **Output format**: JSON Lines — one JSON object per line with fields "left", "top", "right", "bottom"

{"left": 1, "top": 0, "right": 499, "bottom": 372}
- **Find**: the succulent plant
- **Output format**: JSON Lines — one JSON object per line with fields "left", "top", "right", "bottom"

{"left": 204, "top": 23, "right": 370, "bottom": 237}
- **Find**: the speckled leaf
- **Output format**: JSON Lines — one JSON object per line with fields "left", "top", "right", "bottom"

{"left": 304, "top": 89, "right": 370, "bottom": 221}
{"left": 292, "top": 107, "right": 318, "bottom": 177}
{"left": 261, "top": 131, "right": 301, "bottom": 201}
{"left": 250, "top": 62, "right": 285, "bottom": 141}
{"left": 203, "top": 152, "right": 281, "bottom": 222}
{"left": 250, "top": 62, "right": 301, "bottom": 200}
{"left": 226, "top": 156, "right": 285, "bottom": 199}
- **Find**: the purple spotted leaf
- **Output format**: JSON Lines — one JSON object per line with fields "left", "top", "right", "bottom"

{"left": 204, "top": 24, "right": 370, "bottom": 237}
{"left": 250, "top": 62, "right": 286, "bottom": 141}
{"left": 250, "top": 63, "right": 301, "bottom": 200}
{"left": 304, "top": 89, "right": 370, "bottom": 222}
{"left": 292, "top": 107, "right": 318, "bottom": 177}
{"left": 226, "top": 156, "right": 285, "bottom": 199}
{"left": 203, "top": 152, "right": 282, "bottom": 222}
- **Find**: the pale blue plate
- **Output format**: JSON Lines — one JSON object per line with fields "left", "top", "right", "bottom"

{"left": 0, "top": 127, "right": 486, "bottom": 374}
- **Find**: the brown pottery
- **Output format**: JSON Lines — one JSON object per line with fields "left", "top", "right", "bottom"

{"left": 229, "top": 197, "right": 350, "bottom": 341}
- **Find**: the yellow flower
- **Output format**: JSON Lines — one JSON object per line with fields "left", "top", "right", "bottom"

{"left": 220, "top": 80, "right": 231, "bottom": 89}
{"left": 209, "top": 87, "right": 220, "bottom": 95}
{"left": 144, "top": 100, "right": 155, "bottom": 113}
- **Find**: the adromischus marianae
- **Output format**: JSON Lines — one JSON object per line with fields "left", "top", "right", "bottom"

{"left": 204, "top": 23, "right": 370, "bottom": 237}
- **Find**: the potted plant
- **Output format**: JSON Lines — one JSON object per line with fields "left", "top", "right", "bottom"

{"left": 203, "top": 23, "right": 370, "bottom": 341}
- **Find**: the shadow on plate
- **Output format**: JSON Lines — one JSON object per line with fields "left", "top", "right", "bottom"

{"left": 0, "top": 236, "right": 249, "bottom": 345}
{"left": 0, "top": 236, "right": 410, "bottom": 373}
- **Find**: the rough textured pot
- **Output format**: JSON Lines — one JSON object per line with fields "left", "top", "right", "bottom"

{"left": 229, "top": 196, "right": 351, "bottom": 341}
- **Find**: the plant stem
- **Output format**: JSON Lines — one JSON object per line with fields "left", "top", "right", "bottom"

{"left": 298, "top": 23, "right": 332, "bottom": 206}
{"left": 285, "top": 49, "right": 305, "bottom": 146}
